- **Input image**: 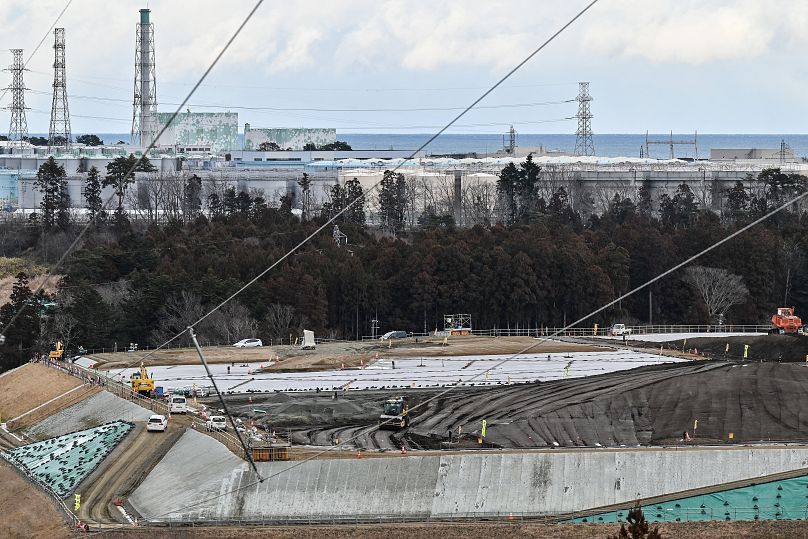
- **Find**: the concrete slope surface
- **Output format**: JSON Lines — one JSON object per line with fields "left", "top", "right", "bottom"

{"left": 24, "top": 391, "right": 152, "bottom": 440}
{"left": 129, "top": 431, "right": 808, "bottom": 521}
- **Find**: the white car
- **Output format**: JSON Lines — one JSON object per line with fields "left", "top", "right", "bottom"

{"left": 609, "top": 323, "right": 632, "bottom": 336}
{"left": 233, "top": 338, "right": 263, "bottom": 348}
{"left": 146, "top": 414, "right": 167, "bottom": 432}
{"left": 206, "top": 415, "right": 228, "bottom": 431}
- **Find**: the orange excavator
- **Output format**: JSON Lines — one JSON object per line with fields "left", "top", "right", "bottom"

{"left": 771, "top": 307, "right": 802, "bottom": 334}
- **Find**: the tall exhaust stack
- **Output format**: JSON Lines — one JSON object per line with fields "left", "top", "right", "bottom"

{"left": 131, "top": 8, "right": 157, "bottom": 147}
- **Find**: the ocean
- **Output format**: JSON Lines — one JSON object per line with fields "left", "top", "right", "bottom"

{"left": 65, "top": 133, "right": 808, "bottom": 160}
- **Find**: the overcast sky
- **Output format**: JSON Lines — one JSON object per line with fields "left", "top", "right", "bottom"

{"left": 2, "top": 0, "right": 806, "bottom": 135}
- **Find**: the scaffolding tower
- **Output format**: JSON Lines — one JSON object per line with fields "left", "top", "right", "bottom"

{"left": 574, "top": 82, "right": 594, "bottom": 156}
{"left": 131, "top": 8, "right": 157, "bottom": 147}
{"left": 6, "top": 49, "right": 28, "bottom": 149}
{"left": 48, "top": 28, "right": 71, "bottom": 151}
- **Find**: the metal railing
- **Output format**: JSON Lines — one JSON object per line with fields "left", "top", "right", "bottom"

{"left": 362, "top": 324, "right": 770, "bottom": 341}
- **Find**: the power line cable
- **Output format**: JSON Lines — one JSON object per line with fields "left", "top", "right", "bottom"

{"left": 0, "top": 0, "right": 266, "bottom": 343}
{"left": 128, "top": 0, "right": 601, "bottom": 367}
{"left": 135, "top": 177, "right": 808, "bottom": 525}
{"left": 0, "top": 0, "right": 73, "bottom": 105}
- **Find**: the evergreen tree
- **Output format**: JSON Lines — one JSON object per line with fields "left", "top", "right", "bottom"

{"left": 84, "top": 166, "right": 104, "bottom": 222}
{"left": 103, "top": 154, "right": 156, "bottom": 212}
{"left": 378, "top": 170, "right": 406, "bottom": 235}
{"left": 183, "top": 174, "right": 202, "bottom": 221}
{"left": 33, "top": 157, "right": 67, "bottom": 230}
{"left": 0, "top": 272, "right": 41, "bottom": 371}
{"left": 344, "top": 178, "right": 366, "bottom": 226}
{"left": 297, "top": 173, "right": 312, "bottom": 221}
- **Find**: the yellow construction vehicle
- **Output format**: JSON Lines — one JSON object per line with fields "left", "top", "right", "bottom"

{"left": 130, "top": 362, "right": 155, "bottom": 396}
{"left": 49, "top": 341, "right": 64, "bottom": 360}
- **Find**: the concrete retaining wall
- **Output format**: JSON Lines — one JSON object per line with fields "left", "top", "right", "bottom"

{"left": 130, "top": 431, "right": 808, "bottom": 521}
{"left": 24, "top": 391, "right": 152, "bottom": 439}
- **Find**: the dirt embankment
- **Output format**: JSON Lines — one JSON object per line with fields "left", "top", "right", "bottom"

{"left": 0, "top": 362, "right": 85, "bottom": 422}
{"left": 96, "top": 519, "right": 808, "bottom": 539}
{"left": 0, "top": 461, "right": 72, "bottom": 539}
{"left": 91, "top": 337, "right": 605, "bottom": 373}
{"left": 639, "top": 334, "right": 808, "bottom": 362}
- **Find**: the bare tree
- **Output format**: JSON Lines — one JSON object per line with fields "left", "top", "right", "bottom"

{"left": 684, "top": 266, "right": 749, "bottom": 324}
{"left": 781, "top": 240, "right": 804, "bottom": 305}
{"left": 208, "top": 302, "right": 258, "bottom": 343}
{"left": 150, "top": 291, "right": 211, "bottom": 346}
{"left": 264, "top": 303, "right": 295, "bottom": 340}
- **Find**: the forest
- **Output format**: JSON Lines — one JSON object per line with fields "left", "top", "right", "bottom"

{"left": 1, "top": 156, "right": 807, "bottom": 372}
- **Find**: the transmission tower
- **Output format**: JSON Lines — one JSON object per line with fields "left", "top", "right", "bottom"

{"left": 6, "top": 49, "right": 28, "bottom": 149}
{"left": 574, "top": 82, "right": 594, "bottom": 156}
{"left": 48, "top": 28, "right": 71, "bottom": 151}
{"left": 131, "top": 8, "right": 157, "bottom": 147}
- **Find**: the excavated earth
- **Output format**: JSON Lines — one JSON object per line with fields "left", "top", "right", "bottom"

{"left": 216, "top": 361, "right": 808, "bottom": 450}
{"left": 645, "top": 334, "right": 808, "bottom": 362}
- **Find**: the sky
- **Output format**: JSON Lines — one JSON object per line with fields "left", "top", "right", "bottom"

{"left": 1, "top": 0, "right": 807, "bottom": 136}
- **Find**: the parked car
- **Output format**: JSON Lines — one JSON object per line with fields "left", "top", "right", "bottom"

{"left": 146, "top": 414, "right": 167, "bottom": 432}
{"left": 609, "top": 323, "right": 632, "bottom": 336}
{"left": 380, "top": 331, "right": 409, "bottom": 340}
{"left": 233, "top": 338, "right": 263, "bottom": 348}
{"left": 206, "top": 415, "right": 227, "bottom": 431}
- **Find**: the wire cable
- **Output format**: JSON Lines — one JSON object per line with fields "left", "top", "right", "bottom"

{"left": 138, "top": 179, "right": 808, "bottom": 525}
{"left": 131, "top": 0, "right": 601, "bottom": 367}
{"left": 0, "top": 0, "right": 266, "bottom": 342}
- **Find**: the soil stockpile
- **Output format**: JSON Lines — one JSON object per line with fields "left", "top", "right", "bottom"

{"left": 225, "top": 361, "right": 808, "bottom": 450}
{"left": 0, "top": 461, "right": 71, "bottom": 539}
{"left": 647, "top": 334, "right": 808, "bottom": 362}
{"left": 0, "top": 362, "right": 83, "bottom": 421}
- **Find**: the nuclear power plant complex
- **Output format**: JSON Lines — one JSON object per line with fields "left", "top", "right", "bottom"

{"left": 0, "top": 7, "right": 803, "bottom": 224}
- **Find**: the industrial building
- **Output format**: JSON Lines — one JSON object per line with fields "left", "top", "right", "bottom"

{"left": 243, "top": 124, "right": 337, "bottom": 151}
{"left": 155, "top": 112, "right": 238, "bottom": 153}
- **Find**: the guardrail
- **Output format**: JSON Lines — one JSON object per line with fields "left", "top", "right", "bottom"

{"left": 362, "top": 324, "right": 770, "bottom": 340}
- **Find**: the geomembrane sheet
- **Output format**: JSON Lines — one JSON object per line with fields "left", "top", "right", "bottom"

{"left": 2, "top": 421, "right": 133, "bottom": 498}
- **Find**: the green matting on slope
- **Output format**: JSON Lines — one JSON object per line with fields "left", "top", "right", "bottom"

{"left": 567, "top": 474, "right": 808, "bottom": 523}
{"left": 3, "top": 421, "right": 133, "bottom": 498}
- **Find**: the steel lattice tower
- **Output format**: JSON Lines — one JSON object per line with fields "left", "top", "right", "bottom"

{"left": 131, "top": 8, "right": 157, "bottom": 147}
{"left": 48, "top": 28, "right": 71, "bottom": 151}
{"left": 574, "top": 82, "right": 594, "bottom": 156}
{"left": 6, "top": 49, "right": 28, "bottom": 149}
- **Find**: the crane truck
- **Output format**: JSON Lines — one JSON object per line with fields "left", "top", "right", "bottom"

{"left": 770, "top": 307, "right": 803, "bottom": 335}
{"left": 379, "top": 396, "right": 409, "bottom": 430}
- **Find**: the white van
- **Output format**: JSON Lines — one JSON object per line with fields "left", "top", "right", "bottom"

{"left": 170, "top": 395, "right": 187, "bottom": 414}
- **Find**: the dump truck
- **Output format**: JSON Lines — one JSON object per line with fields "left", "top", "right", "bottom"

{"left": 379, "top": 396, "right": 409, "bottom": 430}
{"left": 770, "top": 307, "right": 803, "bottom": 334}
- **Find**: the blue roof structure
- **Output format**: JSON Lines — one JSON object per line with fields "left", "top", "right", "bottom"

{"left": 2, "top": 421, "right": 134, "bottom": 498}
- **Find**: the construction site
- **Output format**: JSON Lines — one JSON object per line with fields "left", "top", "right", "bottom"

{"left": 4, "top": 325, "right": 808, "bottom": 537}
{"left": 4, "top": 2, "right": 808, "bottom": 538}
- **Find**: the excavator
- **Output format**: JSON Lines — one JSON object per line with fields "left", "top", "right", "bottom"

{"left": 770, "top": 307, "right": 803, "bottom": 334}
{"left": 130, "top": 362, "right": 156, "bottom": 396}
{"left": 379, "top": 396, "right": 409, "bottom": 430}
{"left": 48, "top": 341, "right": 64, "bottom": 360}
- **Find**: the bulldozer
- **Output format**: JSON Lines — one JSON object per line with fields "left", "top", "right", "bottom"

{"left": 48, "top": 341, "right": 64, "bottom": 360}
{"left": 130, "top": 362, "right": 156, "bottom": 396}
{"left": 770, "top": 307, "right": 803, "bottom": 334}
{"left": 379, "top": 396, "right": 409, "bottom": 430}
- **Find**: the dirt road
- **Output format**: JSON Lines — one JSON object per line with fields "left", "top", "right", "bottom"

{"left": 75, "top": 421, "right": 184, "bottom": 526}
{"left": 89, "top": 337, "right": 604, "bottom": 372}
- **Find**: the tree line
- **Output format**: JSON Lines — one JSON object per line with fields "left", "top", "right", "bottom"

{"left": 2, "top": 159, "right": 808, "bottom": 372}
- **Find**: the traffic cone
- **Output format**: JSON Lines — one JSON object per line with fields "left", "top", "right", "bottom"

{"left": 508, "top": 512, "right": 514, "bottom": 521}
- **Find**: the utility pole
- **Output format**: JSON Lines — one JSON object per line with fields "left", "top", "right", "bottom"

{"left": 6, "top": 49, "right": 28, "bottom": 150}
{"left": 574, "top": 82, "right": 594, "bottom": 156}
{"left": 48, "top": 28, "right": 71, "bottom": 152}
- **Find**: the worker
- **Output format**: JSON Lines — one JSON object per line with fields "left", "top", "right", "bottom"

{"left": 227, "top": 366, "right": 231, "bottom": 375}
{"left": 392, "top": 360, "right": 396, "bottom": 370}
